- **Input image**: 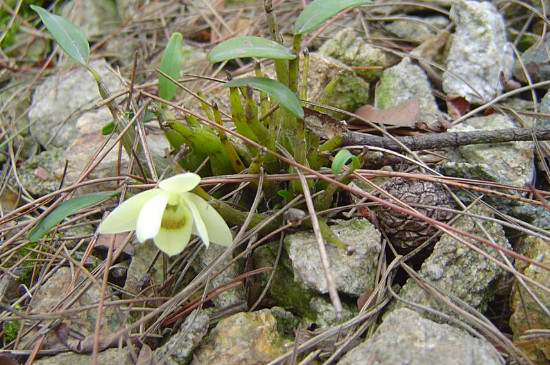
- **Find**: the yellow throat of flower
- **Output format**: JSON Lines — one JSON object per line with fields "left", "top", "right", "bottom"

{"left": 161, "top": 204, "right": 188, "bottom": 229}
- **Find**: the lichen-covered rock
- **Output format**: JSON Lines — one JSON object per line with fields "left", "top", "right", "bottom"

{"left": 442, "top": 0, "right": 513, "bottom": 103}
{"left": 32, "top": 348, "right": 134, "bottom": 365}
{"left": 337, "top": 308, "right": 503, "bottom": 365}
{"left": 21, "top": 267, "right": 124, "bottom": 350}
{"left": 376, "top": 177, "right": 454, "bottom": 250}
{"left": 392, "top": 205, "right": 511, "bottom": 320}
{"left": 513, "top": 33, "right": 550, "bottom": 83}
{"left": 375, "top": 57, "right": 442, "bottom": 125}
{"left": 385, "top": 15, "right": 449, "bottom": 44}
{"left": 452, "top": 114, "right": 534, "bottom": 188}
{"left": 61, "top": 0, "right": 120, "bottom": 39}
{"left": 29, "top": 59, "right": 125, "bottom": 149}
{"left": 192, "top": 309, "right": 291, "bottom": 365}
{"left": 286, "top": 218, "right": 381, "bottom": 296}
{"left": 439, "top": 113, "right": 535, "bottom": 221}
{"left": 319, "top": 28, "right": 392, "bottom": 82}
{"left": 16, "top": 147, "right": 65, "bottom": 196}
{"left": 123, "top": 241, "right": 164, "bottom": 297}
{"left": 193, "top": 244, "right": 245, "bottom": 309}
{"left": 305, "top": 53, "right": 369, "bottom": 118}
{"left": 510, "top": 236, "right": 550, "bottom": 364}
{"left": 154, "top": 309, "right": 209, "bottom": 365}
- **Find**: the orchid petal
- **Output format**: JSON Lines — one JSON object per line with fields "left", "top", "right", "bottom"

{"left": 98, "top": 189, "right": 162, "bottom": 234}
{"left": 153, "top": 223, "right": 193, "bottom": 256}
{"left": 135, "top": 192, "right": 169, "bottom": 242}
{"left": 182, "top": 193, "right": 209, "bottom": 246}
{"left": 159, "top": 173, "right": 200, "bottom": 193}
{"left": 184, "top": 193, "right": 233, "bottom": 246}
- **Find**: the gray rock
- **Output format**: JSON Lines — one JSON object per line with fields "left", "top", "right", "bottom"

{"left": 304, "top": 53, "right": 370, "bottom": 118}
{"left": 385, "top": 15, "right": 449, "bottom": 44}
{"left": 123, "top": 241, "right": 164, "bottom": 297}
{"left": 21, "top": 267, "right": 124, "bottom": 350}
{"left": 513, "top": 33, "right": 550, "bottom": 83}
{"left": 308, "top": 296, "right": 357, "bottom": 329}
{"left": 154, "top": 309, "right": 209, "bottom": 365}
{"left": 509, "top": 236, "right": 550, "bottom": 364}
{"left": 286, "top": 218, "right": 381, "bottom": 296}
{"left": 252, "top": 241, "right": 317, "bottom": 320}
{"left": 337, "top": 308, "right": 503, "bottom": 365}
{"left": 392, "top": 205, "right": 511, "bottom": 320}
{"left": 319, "top": 28, "right": 393, "bottom": 82}
{"left": 16, "top": 147, "right": 65, "bottom": 196}
{"left": 439, "top": 113, "right": 536, "bottom": 220}
{"left": 32, "top": 348, "right": 133, "bottom": 365}
{"left": 50, "top": 108, "right": 168, "bottom": 193}
{"left": 29, "top": 59, "right": 126, "bottom": 149}
{"left": 375, "top": 57, "right": 442, "bottom": 125}
{"left": 61, "top": 0, "right": 120, "bottom": 39}
{"left": 269, "top": 307, "right": 299, "bottom": 336}
{"left": 193, "top": 244, "right": 245, "bottom": 309}
{"left": 451, "top": 114, "right": 534, "bottom": 188}
{"left": 191, "top": 309, "right": 291, "bottom": 365}
{"left": 442, "top": 0, "right": 513, "bottom": 103}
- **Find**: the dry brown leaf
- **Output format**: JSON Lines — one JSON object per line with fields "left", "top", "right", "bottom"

{"left": 445, "top": 95, "right": 470, "bottom": 120}
{"left": 354, "top": 98, "right": 420, "bottom": 128}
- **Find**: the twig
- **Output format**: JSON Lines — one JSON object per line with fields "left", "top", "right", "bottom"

{"left": 342, "top": 126, "right": 550, "bottom": 151}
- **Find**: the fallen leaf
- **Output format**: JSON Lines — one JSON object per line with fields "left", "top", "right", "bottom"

{"left": 354, "top": 98, "right": 420, "bottom": 128}
{"left": 95, "top": 233, "right": 134, "bottom": 255}
{"left": 445, "top": 95, "right": 470, "bottom": 120}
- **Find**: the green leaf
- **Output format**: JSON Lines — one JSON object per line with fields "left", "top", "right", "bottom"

{"left": 331, "top": 149, "right": 359, "bottom": 175}
{"left": 28, "top": 191, "right": 120, "bottom": 243}
{"left": 31, "top": 5, "right": 89, "bottom": 66}
{"left": 158, "top": 32, "right": 183, "bottom": 101}
{"left": 294, "top": 0, "right": 373, "bottom": 35}
{"left": 224, "top": 77, "right": 304, "bottom": 119}
{"left": 208, "top": 36, "right": 295, "bottom": 63}
{"left": 101, "top": 121, "right": 115, "bottom": 135}
{"left": 277, "top": 189, "right": 292, "bottom": 202}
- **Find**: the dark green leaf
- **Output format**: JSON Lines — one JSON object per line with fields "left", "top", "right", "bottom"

{"left": 331, "top": 149, "right": 359, "bottom": 175}
{"left": 31, "top": 5, "right": 89, "bottom": 66}
{"left": 158, "top": 32, "right": 183, "bottom": 101}
{"left": 208, "top": 36, "right": 295, "bottom": 63}
{"left": 294, "top": 0, "right": 373, "bottom": 35}
{"left": 224, "top": 77, "right": 304, "bottom": 119}
{"left": 28, "top": 191, "right": 119, "bottom": 242}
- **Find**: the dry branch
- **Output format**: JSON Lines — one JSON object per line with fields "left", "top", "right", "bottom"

{"left": 342, "top": 127, "right": 550, "bottom": 151}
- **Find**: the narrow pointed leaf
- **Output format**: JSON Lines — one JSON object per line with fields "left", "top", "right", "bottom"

{"left": 158, "top": 32, "right": 183, "bottom": 101}
{"left": 28, "top": 191, "right": 119, "bottom": 242}
{"left": 224, "top": 77, "right": 304, "bottom": 119}
{"left": 208, "top": 36, "right": 295, "bottom": 63}
{"left": 294, "top": 0, "right": 373, "bottom": 35}
{"left": 31, "top": 5, "right": 89, "bottom": 66}
{"left": 331, "top": 149, "right": 359, "bottom": 175}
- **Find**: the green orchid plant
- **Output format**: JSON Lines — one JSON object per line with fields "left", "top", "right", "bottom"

{"left": 97, "top": 173, "right": 232, "bottom": 256}
{"left": 29, "top": 0, "right": 372, "bottom": 254}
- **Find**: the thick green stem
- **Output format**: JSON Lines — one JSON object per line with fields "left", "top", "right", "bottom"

{"left": 288, "top": 34, "right": 302, "bottom": 94}
{"left": 229, "top": 87, "right": 258, "bottom": 155}
{"left": 245, "top": 87, "right": 275, "bottom": 152}
{"left": 213, "top": 103, "right": 245, "bottom": 173}
{"left": 193, "top": 185, "right": 281, "bottom": 233}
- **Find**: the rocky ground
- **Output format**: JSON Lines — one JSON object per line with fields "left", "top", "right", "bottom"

{"left": 1, "top": 0, "right": 550, "bottom": 364}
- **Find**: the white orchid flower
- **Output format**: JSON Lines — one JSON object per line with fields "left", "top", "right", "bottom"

{"left": 97, "top": 173, "right": 232, "bottom": 256}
